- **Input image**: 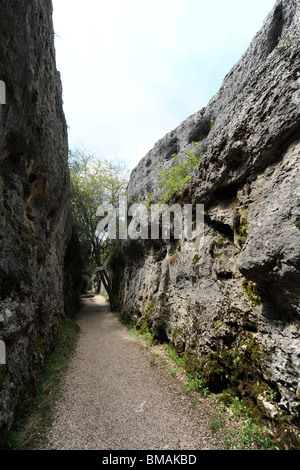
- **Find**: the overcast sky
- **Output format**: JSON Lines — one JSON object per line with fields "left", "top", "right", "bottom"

{"left": 52, "top": 0, "right": 276, "bottom": 171}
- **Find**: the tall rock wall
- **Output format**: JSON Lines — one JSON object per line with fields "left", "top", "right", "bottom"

{"left": 113, "top": 0, "right": 300, "bottom": 447}
{"left": 0, "top": 1, "right": 73, "bottom": 439}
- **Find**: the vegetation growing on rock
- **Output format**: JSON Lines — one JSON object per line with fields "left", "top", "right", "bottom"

{"left": 158, "top": 144, "right": 203, "bottom": 203}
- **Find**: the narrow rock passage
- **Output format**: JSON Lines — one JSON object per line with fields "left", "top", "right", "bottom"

{"left": 43, "top": 296, "right": 225, "bottom": 450}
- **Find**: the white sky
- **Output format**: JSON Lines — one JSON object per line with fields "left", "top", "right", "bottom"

{"left": 52, "top": 0, "right": 276, "bottom": 170}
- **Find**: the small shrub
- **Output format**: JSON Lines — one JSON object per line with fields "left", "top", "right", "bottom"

{"left": 163, "top": 343, "right": 185, "bottom": 368}
{"left": 242, "top": 279, "right": 262, "bottom": 307}
{"left": 236, "top": 217, "right": 248, "bottom": 247}
{"left": 184, "top": 372, "right": 210, "bottom": 397}
{"left": 158, "top": 145, "right": 203, "bottom": 203}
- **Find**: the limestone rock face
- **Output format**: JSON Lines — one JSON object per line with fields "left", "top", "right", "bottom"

{"left": 113, "top": 0, "right": 300, "bottom": 445}
{"left": 0, "top": 1, "right": 72, "bottom": 437}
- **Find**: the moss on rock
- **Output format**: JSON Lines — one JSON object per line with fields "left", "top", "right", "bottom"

{"left": 242, "top": 279, "right": 262, "bottom": 307}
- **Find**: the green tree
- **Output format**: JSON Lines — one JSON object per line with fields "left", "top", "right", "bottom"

{"left": 68, "top": 148, "right": 129, "bottom": 277}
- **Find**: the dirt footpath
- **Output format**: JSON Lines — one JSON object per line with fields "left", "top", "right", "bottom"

{"left": 43, "top": 295, "right": 226, "bottom": 450}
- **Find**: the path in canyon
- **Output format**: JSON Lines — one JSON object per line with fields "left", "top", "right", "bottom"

{"left": 43, "top": 295, "right": 227, "bottom": 450}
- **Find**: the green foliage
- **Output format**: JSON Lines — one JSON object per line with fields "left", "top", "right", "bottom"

{"left": 100, "top": 293, "right": 110, "bottom": 303}
{"left": 69, "top": 148, "right": 129, "bottom": 274}
{"left": 163, "top": 343, "right": 185, "bottom": 368}
{"left": 228, "top": 396, "right": 243, "bottom": 414}
{"left": 278, "top": 29, "right": 298, "bottom": 48}
{"left": 142, "top": 192, "right": 153, "bottom": 211}
{"left": 237, "top": 216, "right": 248, "bottom": 247}
{"left": 295, "top": 220, "right": 300, "bottom": 230}
{"left": 242, "top": 279, "right": 262, "bottom": 307}
{"left": 121, "top": 319, "right": 153, "bottom": 345}
{"left": 222, "top": 397, "right": 279, "bottom": 450}
{"left": 185, "top": 372, "right": 210, "bottom": 397}
{"left": 158, "top": 144, "right": 203, "bottom": 203}
{"left": 265, "top": 386, "right": 277, "bottom": 402}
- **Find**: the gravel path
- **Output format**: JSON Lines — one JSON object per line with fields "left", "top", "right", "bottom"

{"left": 43, "top": 295, "right": 227, "bottom": 450}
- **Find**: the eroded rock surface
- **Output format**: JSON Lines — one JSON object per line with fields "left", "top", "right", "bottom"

{"left": 0, "top": 1, "right": 73, "bottom": 440}
{"left": 113, "top": 0, "right": 300, "bottom": 447}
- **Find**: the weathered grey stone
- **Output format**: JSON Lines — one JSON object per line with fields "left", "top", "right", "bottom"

{"left": 0, "top": 1, "right": 76, "bottom": 440}
{"left": 0, "top": 341, "right": 5, "bottom": 365}
{"left": 112, "top": 0, "right": 300, "bottom": 447}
